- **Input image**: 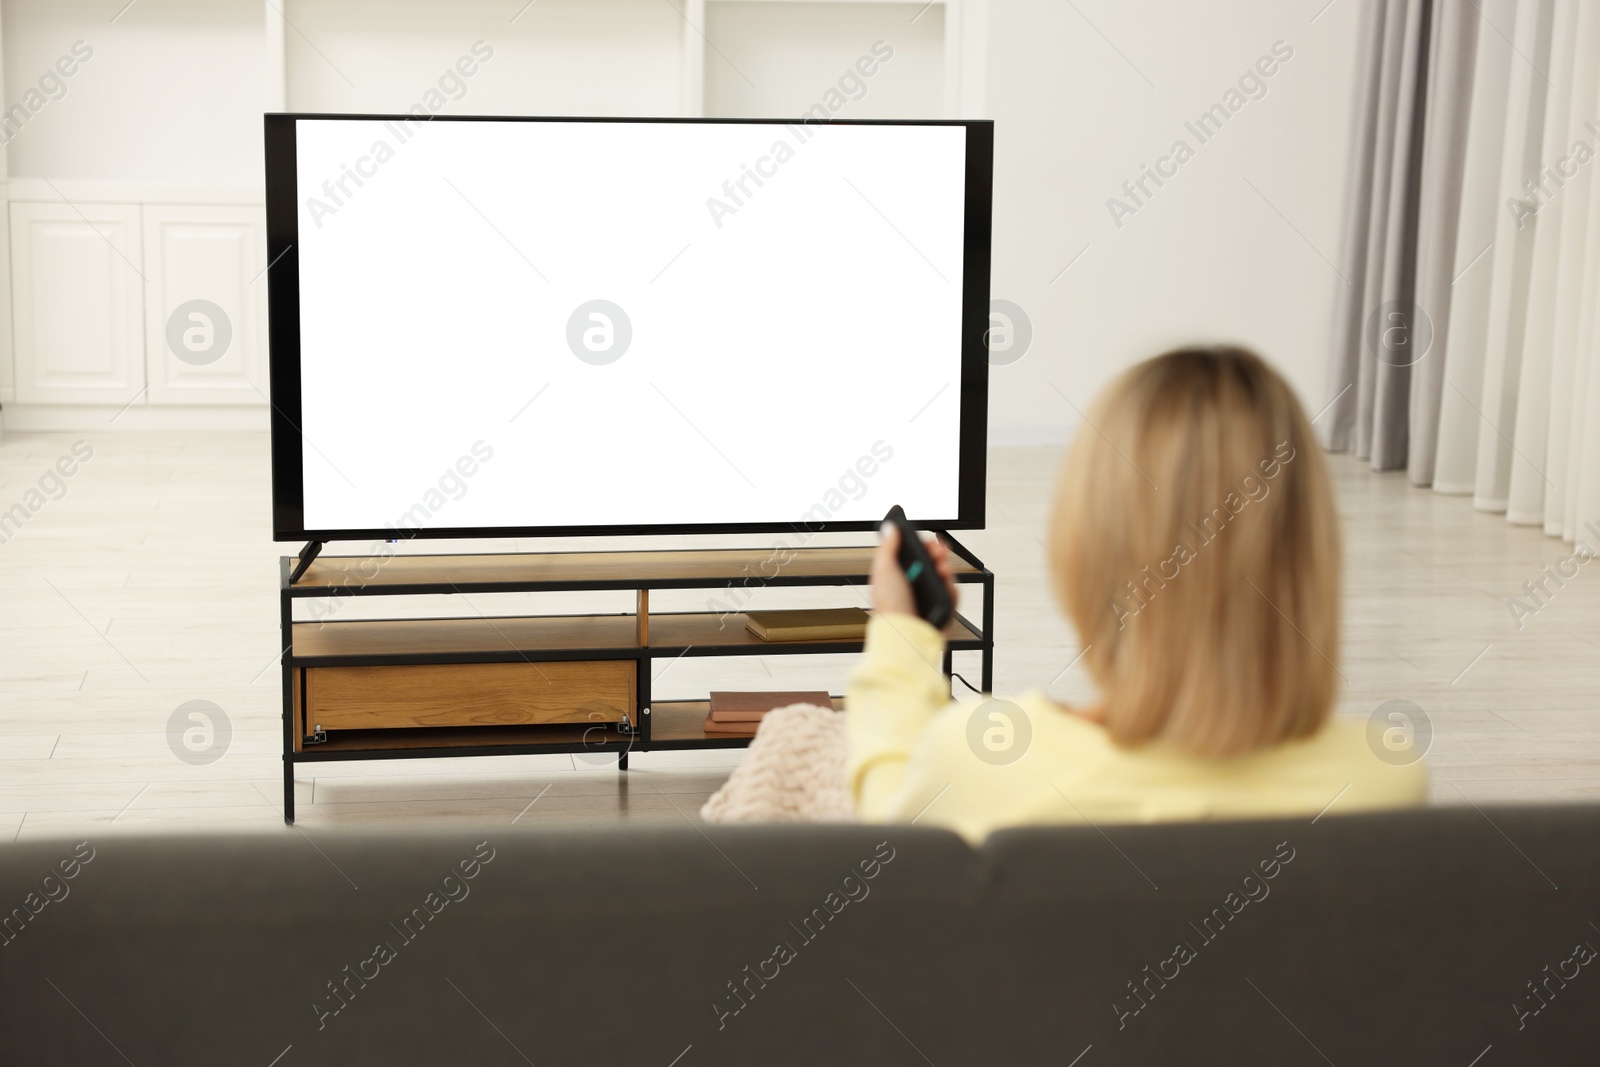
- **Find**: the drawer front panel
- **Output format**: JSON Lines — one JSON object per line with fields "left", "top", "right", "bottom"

{"left": 304, "top": 661, "right": 634, "bottom": 731}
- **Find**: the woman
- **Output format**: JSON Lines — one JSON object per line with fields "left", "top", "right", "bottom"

{"left": 847, "top": 346, "right": 1426, "bottom": 840}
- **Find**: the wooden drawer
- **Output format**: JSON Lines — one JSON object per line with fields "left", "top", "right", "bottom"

{"left": 303, "top": 660, "right": 634, "bottom": 731}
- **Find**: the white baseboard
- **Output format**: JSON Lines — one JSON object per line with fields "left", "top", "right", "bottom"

{"left": 0, "top": 404, "right": 269, "bottom": 432}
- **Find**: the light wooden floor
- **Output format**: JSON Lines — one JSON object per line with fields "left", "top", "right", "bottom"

{"left": 0, "top": 431, "right": 1594, "bottom": 841}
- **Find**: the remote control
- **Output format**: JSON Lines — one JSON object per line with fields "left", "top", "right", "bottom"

{"left": 882, "top": 505, "right": 954, "bottom": 628}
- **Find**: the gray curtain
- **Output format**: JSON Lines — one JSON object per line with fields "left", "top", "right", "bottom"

{"left": 1407, "top": 3, "right": 1480, "bottom": 484}
{"left": 1322, "top": 0, "right": 1480, "bottom": 479}
{"left": 1329, "top": 0, "right": 1600, "bottom": 542}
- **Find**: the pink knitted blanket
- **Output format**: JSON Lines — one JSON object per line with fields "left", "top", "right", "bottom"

{"left": 699, "top": 704, "right": 855, "bottom": 823}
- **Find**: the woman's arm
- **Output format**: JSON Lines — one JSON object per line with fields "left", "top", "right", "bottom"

{"left": 845, "top": 524, "right": 961, "bottom": 819}
{"left": 846, "top": 613, "right": 953, "bottom": 818}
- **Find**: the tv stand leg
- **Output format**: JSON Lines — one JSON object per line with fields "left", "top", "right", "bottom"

{"left": 981, "top": 572, "right": 995, "bottom": 693}
{"left": 283, "top": 757, "right": 295, "bottom": 823}
{"left": 618, "top": 752, "right": 629, "bottom": 771}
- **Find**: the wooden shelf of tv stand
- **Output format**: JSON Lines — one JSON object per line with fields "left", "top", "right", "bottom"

{"left": 292, "top": 698, "right": 848, "bottom": 760}
{"left": 291, "top": 611, "right": 985, "bottom": 665}
{"left": 289, "top": 544, "right": 984, "bottom": 595}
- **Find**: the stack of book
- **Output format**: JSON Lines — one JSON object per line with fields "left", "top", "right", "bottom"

{"left": 743, "top": 607, "right": 869, "bottom": 642}
{"left": 703, "top": 690, "right": 835, "bottom": 735}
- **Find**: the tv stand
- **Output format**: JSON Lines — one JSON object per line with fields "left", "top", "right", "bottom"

{"left": 278, "top": 540, "right": 994, "bottom": 822}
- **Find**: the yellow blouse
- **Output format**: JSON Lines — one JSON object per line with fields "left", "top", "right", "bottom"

{"left": 846, "top": 614, "right": 1427, "bottom": 842}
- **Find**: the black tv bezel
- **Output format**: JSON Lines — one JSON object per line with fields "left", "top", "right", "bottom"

{"left": 265, "top": 113, "right": 992, "bottom": 543}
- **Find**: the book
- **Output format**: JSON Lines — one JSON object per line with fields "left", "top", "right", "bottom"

{"left": 744, "top": 608, "right": 869, "bottom": 642}
{"left": 702, "top": 715, "right": 761, "bottom": 736}
{"left": 707, "top": 691, "right": 834, "bottom": 722}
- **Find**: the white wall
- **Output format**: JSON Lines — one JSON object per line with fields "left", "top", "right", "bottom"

{"left": 983, "top": 0, "right": 1361, "bottom": 439}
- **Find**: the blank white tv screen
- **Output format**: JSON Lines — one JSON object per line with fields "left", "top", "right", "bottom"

{"left": 274, "top": 116, "right": 987, "bottom": 538}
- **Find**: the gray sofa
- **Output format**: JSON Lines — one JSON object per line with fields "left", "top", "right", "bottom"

{"left": 2, "top": 806, "right": 1596, "bottom": 1064}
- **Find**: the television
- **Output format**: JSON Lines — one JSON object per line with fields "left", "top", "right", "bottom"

{"left": 264, "top": 114, "right": 993, "bottom": 541}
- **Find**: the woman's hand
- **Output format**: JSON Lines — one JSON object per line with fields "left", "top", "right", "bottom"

{"left": 870, "top": 523, "right": 959, "bottom": 621}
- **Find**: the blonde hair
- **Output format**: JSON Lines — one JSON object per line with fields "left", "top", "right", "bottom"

{"left": 1049, "top": 346, "right": 1341, "bottom": 758}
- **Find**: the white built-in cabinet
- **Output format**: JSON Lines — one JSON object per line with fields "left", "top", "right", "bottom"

{"left": 9, "top": 198, "right": 266, "bottom": 407}
{"left": 10, "top": 201, "right": 145, "bottom": 406}
{"left": 0, "top": 0, "right": 979, "bottom": 425}
{"left": 141, "top": 204, "right": 269, "bottom": 406}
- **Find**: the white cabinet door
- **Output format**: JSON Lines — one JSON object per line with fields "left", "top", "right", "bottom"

{"left": 142, "top": 204, "right": 267, "bottom": 405}
{"left": 10, "top": 202, "right": 146, "bottom": 405}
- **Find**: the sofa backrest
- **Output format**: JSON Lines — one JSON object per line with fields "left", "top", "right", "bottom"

{"left": 1, "top": 806, "right": 1594, "bottom": 1065}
